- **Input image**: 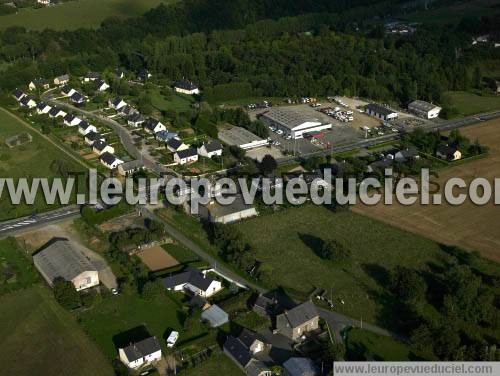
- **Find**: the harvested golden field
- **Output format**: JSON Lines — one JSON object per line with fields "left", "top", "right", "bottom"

{"left": 353, "top": 118, "right": 500, "bottom": 262}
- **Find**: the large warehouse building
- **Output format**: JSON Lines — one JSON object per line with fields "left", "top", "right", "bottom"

{"left": 218, "top": 126, "right": 269, "bottom": 150}
{"left": 408, "top": 100, "right": 442, "bottom": 119}
{"left": 33, "top": 240, "right": 99, "bottom": 291}
{"left": 365, "top": 103, "right": 399, "bottom": 121}
{"left": 260, "top": 107, "right": 332, "bottom": 139}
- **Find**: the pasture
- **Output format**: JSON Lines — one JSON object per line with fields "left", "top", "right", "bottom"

{"left": 0, "top": 237, "right": 38, "bottom": 295}
{"left": 346, "top": 328, "right": 412, "bottom": 361}
{"left": 353, "top": 118, "right": 500, "bottom": 262}
{"left": 0, "top": 0, "right": 174, "bottom": 31}
{"left": 0, "top": 109, "right": 86, "bottom": 221}
{"left": 0, "top": 286, "right": 113, "bottom": 376}
{"left": 235, "top": 204, "right": 454, "bottom": 325}
{"left": 442, "top": 91, "right": 500, "bottom": 117}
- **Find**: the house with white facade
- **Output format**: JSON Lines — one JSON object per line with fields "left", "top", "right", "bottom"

{"left": 197, "top": 141, "right": 223, "bottom": 158}
{"left": 173, "top": 79, "right": 200, "bottom": 95}
{"left": 118, "top": 337, "right": 162, "bottom": 369}
{"left": 162, "top": 269, "right": 223, "bottom": 298}
{"left": 174, "top": 147, "right": 198, "bottom": 165}
{"left": 78, "top": 121, "right": 97, "bottom": 135}
{"left": 93, "top": 140, "right": 115, "bottom": 156}
{"left": 99, "top": 152, "right": 123, "bottom": 169}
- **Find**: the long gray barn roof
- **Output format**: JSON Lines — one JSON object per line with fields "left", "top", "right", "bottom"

{"left": 33, "top": 240, "right": 96, "bottom": 283}
{"left": 261, "top": 107, "right": 318, "bottom": 130}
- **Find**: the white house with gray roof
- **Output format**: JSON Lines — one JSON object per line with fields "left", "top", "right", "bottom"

{"left": 408, "top": 100, "right": 441, "bottom": 119}
{"left": 162, "top": 269, "right": 222, "bottom": 298}
{"left": 197, "top": 141, "right": 223, "bottom": 158}
{"left": 33, "top": 240, "right": 99, "bottom": 291}
{"left": 118, "top": 336, "right": 162, "bottom": 369}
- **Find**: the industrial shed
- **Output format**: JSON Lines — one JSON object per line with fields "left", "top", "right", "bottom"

{"left": 408, "top": 100, "right": 442, "bottom": 119}
{"left": 199, "top": 194, "right": 258, "bottom": 224}
{"left": 260, "top": 107, "right": 332, "bottom": 139}
{"left": 33, "top": 240, "right": 99, "bottom": 291}
{"left": 218, "top": 126, "right": 269, "bottom": 150}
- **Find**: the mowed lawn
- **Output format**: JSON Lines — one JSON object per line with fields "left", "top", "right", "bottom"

{"left": 77, "top": 292, "right": 206, "bottom": 359}
{"left": 0, "top": 0, "right": 174, "bottom": 31}
{"left": 0, "top": 286, "right": 113, "bottom": 376}
{"left": 442, "top": 91, "right": 500, "bottom": 117}
{"left": 178, "top": 351, "right": 243, "bottom": 376}
{"left": 236, "top": 205, "right": 453, "bottom": 325}
{"left": 0, "top": 109, "right": 85, "bottom": 220}
{"left": 346, "top": 328, "right": 412, "bottom": 361}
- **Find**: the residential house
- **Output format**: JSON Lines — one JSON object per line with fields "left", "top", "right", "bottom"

{"left": 197, "top": 141, "right": 223, "bottom": 158}
{"left": 365, "top": 103, "right": 398, "bottom": 121}
{"left": 93, "top": 140, "right": 115, "bottom": 156}
{"left": 33, "top": 240, "right": 99, "bottom": 291}
{"left": 155, "top": 130, "right": 178, "bottom": 143}
{"left": 166, "top": 138, "right": 188, "bottom": 153}
{"left": 84, "top": 131, "right": 104, "bottom": 145}
{"left": 252, "top": 294, "right": 277, "bottom": 317}
{"left": 436, "top": 145, "right": 462, "bottom": 161}
{"left": 138, "top": 68, "right": 151, "bottom": 82}
{"left": 99, "top": 152, "right": 123, "bottom": 169}
{"left": 118, "top": 160, "right": 144, "bottom": 176}
{"left": 119, "top": 105, "right": 137, "bottom": 117}
{"left": 61, "top": 86, "right": 76, "bottom": 97}
{"left": 276, "top": 301, "right": 319, "bottom": 341}
{"left": 173, "top": 79, "right": 200, "bottom": 95}
{"left": 108, "top": 97, "right": 127, "bottom": 110}
{"left": 174, "top": 147, "right": 198, "bottom": 165}
{"left": 63, "top": 113, "right": 82, "bottom": 127}
{"left": 20, "top": 95, "right": 37, "bottom": 108}
{"left": 37, "top": 0, "right": 51, "bottom": 6}
{"left": 143, "top": 118, "right": 166, "bottom": 134}
{"left": 36, "top": 102, "right": 52, "bottom": 115}
{"left": 118, "top": 337, "right": 162, "bottom": 369}
{"left": 408, "top": 100, "right": 442, "bottom": 119}
{"left": 82, "top": 71, "right": 100, "bottom": 82}
{"left": 48, "top": 107, "right": 66, "bottom": 118}
{"left": 127, "top": 113, "right": 145, "bottom": 127}
{"left": 201, "top": 304, "right": 229, "bottom": 327}
{"left": 223, "top": 335, "right": 271, "bottom": 376}
{"left": 95, "top": 79, "right": 110, "bottom": 92}
{"left": 12, "top": 88, "right": 26, "bottom": 102}
{"left": 70, "top": 92, "right": 86, "bottom": 106}
{"left": 237, "top": 329, "right": 269, "bottom": 355}
{"left": 367, "top": 159, "right": 392, "bottom": 174}
{"left": 54, "top": 74, "right": 70, "bottom": 86}
{"left": 162, "top": 269, "right": 223, "bottom": 298}
{"left": 199, "top": 194, "right": 258, "bottom": 224}
{"left": 394, "top": 147, "right": 419, "bottom": 163}
{"left": 28, "top": 78, "right": 50, "bottom": 91}
{"left": 114, "top": 68, "right": 125, "bottom": 79}
{"left": 283, "top": 358, "right": 317, "bottom": 376}
{"left": 78, "top": 121, "right": 97, "bottom": 136}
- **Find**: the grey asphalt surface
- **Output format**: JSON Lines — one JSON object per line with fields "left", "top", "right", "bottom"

{"left": 0, "top": 205, "right": 81, "bottom": 238}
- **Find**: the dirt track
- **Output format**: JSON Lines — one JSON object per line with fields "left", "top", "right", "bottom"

{"left": 353, "top": 118, "right": 500, "bottom": 262}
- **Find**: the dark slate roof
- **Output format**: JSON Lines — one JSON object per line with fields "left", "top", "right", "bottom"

{"left": 223, "top": 336, "right": 252, "bottom": 368}
{"left": 20, "top": 95, "right": 34, "bottom": 105}
{"left": 79, "top": 121, "right": 92, "bottom": 130}
{"left": 122, "top": 337, "right": 161, "bottom": 362}
{"left": 283, "top": 358, "right": 317, "bottom": 376}
{"left": 398, "top": 147, "right": 419, "bottom": 159}
{"left": 61, "top": 85, "right": 72, "bottom": 95}
{"left": 36, "top": 102, "right": 48, "bottom": 111}
{"left": 437, "top": 145, "right": 457, "bottom": 156}
{"left": 12, "top": 88, "right": 24, "bottom": 99}
{"left": 128, "top": 113, "right": 144, "bottom": 123}
{"left": 49, "top": 107, "right": 61, "bottom": 116}
{"left": 64, "top": 113, "right": 76, "bottom": 122}
{"left": 32, "top": 78, "right": 48, "bottom": 86}
{"left": 85, "top": 71, "right": 100, "bottom": 79}
{"left": 174, "top": 79, "right": 198, "bottom": 91}
{"left": 366, "top": 103, "right": 397, "bottom": 116}
{"left": 144, "top": 118, "right": 161, "bottom": 131}
{"left": 162, "top": 269, "right": 215, "bottom": 291}
{"left": 100, "top": 152, "right": 116, "bottom": 165}
{"left": 109, "top": 97, "right": 123, "bottom": 106}
{"left": 70, "top": 92, "right": 85, "bottom": 102}
{"left": 203, "top": 141, "right": 222, "bottom": 153}
{"left": 176, "top": 147, "right": 197, "bottom": 159}
{"left": 237, "top": 328, "right": 267, "bottom": 349}
{"left": 95, "top": 79, "right": 106, "bottom": 87}
{"left": 93, "top": 139, "right": 108, "bottom": 152}
{"left": 167, "top": 138, "right": 183, "bottom": 150}
{"left": 246, "top": 359, "right": 270, "bottom": 376}
{"left": 278, "top": 301, "right": 318, "bottom": 328}
{"left": 85, "top": 131, "right": 102, "bottom": 142}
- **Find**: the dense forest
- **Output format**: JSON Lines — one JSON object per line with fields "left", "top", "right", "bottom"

{"left": 0, "top": 0, "right": 499, "bottom": 107}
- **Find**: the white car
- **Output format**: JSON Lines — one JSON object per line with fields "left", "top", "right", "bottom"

{"left": 111, "top": 288, "right": 118, "bottom": 295}
{"left": 276, "top": 130, "right": 284, "bottom": 135}
{"left": 167, "top": 331, "right": 179, "bottom": 348}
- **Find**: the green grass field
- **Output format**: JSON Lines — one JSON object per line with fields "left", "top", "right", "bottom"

{"left": 0, "top": 286, "right": 113, "bottom": 376}
{"left": 346, "top": 328, "right": 412, "bottom": 361}
{"left": 0, "top": 109, "right": 86, "bottom": 220}
{"left": 77, "top": 291, "right": 207, "bottom": 359}
{"left": 150, "top": 88, "right": 195, "bottom": 114}
{"left": 442, "top": 91, "right": 500, "bottom": 117}
{"left": 0, "top": 0, "right": 173, "bottom": 31}
{"left": 0, "top": 238, "right": 38, "bottom": 295}
{"left": 235, "top": 205, "right": 454, "bottom": 325}
{"left": 178, "top": 351, "right": 243, "bottom": 376}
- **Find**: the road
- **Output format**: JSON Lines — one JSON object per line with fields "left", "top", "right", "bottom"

{"left": 41, "top": 89, "right": 167, "bottom": 175}
{"left": 0, "top": 205, "right": 81, "bottom": 238}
